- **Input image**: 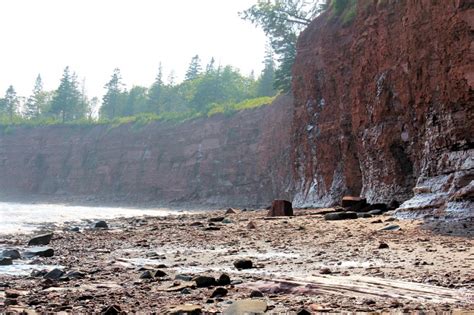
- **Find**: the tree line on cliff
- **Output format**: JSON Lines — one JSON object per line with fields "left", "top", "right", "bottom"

{"left": 0, "top": 52, "right": 277, "bottom": 125}
{"left": 0, "top": 0, "right": 355, "bottom": 126}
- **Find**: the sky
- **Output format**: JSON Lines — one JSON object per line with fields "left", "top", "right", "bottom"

{"left": 0, "top": 0, "right": 267, "bottom": 99}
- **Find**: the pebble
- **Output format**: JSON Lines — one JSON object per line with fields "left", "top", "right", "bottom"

{"left": 234, "top": 259, "right": 253, "bottom": 269}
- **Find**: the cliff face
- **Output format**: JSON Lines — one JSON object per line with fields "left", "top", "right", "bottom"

{"left": 0, "top": 96, "right": 293, "bottom": 207}
{"left": 292, "top": 0, "right": 473, "bottom": 212}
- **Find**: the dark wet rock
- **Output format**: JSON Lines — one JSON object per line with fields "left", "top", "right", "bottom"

{"left": 379, "top": 243, "right": 390, "bottom": 249}
{"left": 224, "top": 299, "right": 267, "bottom": 315}
{"left": 167, "top": 304, "right": 202, "bottom": 315}
{"left": 385, "top": 217, "right": 398, "bottom": 222}
{"left": 250, "top": 290, "right": 264, "bottom": 298}
{"left": 5, "top": 290, "right": 22, "bottom": 299}
{"left": 342, "top": 196, "right": 368, "bottom": 211}
{"left": 222, "top": 218, "right": 232, "bottom": 224}
{"left": 44, "top": 268, "right": 64, "bottom": 280}
{"left": 211, "top": 287, "right": 228, "bottom": 298}
{"left": 181, "top": 288, "right": 192, "bottom": 295}
{"left": 226, "top": 208, "right": 237, "bottom": 214}
{"left": 319, "top": 268, "right": 332, "bottom": 275}
{"left": 0, "top": 257, "right": 13, "bottom": 265}
{"left": 24, "top": 247, "right": 54, "bottom": 258}
{"left": 2, "top": 249, "right": 21, "bottom": 260}
{"left": 69, "top": 226, "right": 80, "bottom": 232}
{"left": 371, "top": 219, "right": 383, "bottom": 224}
{"left": 176, "top": 274, "right": 194, "bottom": 281}
{"left": 380, "top": 225, "right": 401, "bottom": 231}
{"left": 357, "top": 213, "right": 373, "bottom": 218}
{"left": 194, "top": 275, "right": 216, "bottom": 288}
{"left": 28, "top": 233, "right": 53, "bottom": 246}
{"left": 64, "top": 271, "right": 85, "bottom": 279}
{"left": 234, "top": 259, "right": 253, "bottom": 269}
{"left": 31, "top": 269, "right": 47, "bottom": 277}
{"left": 154, "top": 270, "right": 167, "bottom": 277}
{"left": 297, "top": 309, "right": 312, "bottom": 315}
{"left": 141, "top": 269, "right": 167, "bottom": 279}
{"left": 209, "top": 216, "right": 225, "bottom": 223}
{"left": 388, "top": 200, "right": 400, "bottom": 210}
{"left": 368, "top": 209, "right": 384, "bottom": 216}
{"left": 204, "top": 226, "right": 221, "bottom": 231}
{"left": 190, "top": 221, "right": 204, "bottom": 227}
{"left": 94, "top": 220, "right": 109, "bottom": 229}
{"left": 140, "top": 270, "right": 155, "bottom": 279}
{"left": 268, "top": 200, "right": 293, "bottom": 217}
{"left": 324, "top": 211, "right": 358, "bottom": 221}
{"left": 217, "top": 273, "right": 231, "bottom": 286}
{"left": 101, "top": 304, "right": 124, "bottom": 315}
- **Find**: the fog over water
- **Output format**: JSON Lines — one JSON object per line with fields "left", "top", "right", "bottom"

{"left": 0, "top": 202, "right": 188, "bottom": 235}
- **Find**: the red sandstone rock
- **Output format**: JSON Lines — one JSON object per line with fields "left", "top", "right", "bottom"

{"left": 268, "top": 200, "right": 294, "bottom": 217}
{"left": 0, "top": 96, "right": 293, "bottom": 207}
{"left": 292, "top": 1, "right": 473, "bottom": 213}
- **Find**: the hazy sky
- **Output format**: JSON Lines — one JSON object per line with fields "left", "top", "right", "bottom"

{"left": 0, "top": 0, "right": 267, "bottom": 99}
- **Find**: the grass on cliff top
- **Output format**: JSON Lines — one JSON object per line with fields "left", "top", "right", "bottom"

{"left": 0, "top": 96, "right": 277, "bottom": 132}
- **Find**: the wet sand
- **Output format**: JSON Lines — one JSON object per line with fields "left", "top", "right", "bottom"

{"left": 0, "top": 208, "right": 473, "bottom": 314}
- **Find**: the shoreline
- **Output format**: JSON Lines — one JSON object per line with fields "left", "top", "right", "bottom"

{"left": 1, "top": 207, "right": 473, "bottom": 313}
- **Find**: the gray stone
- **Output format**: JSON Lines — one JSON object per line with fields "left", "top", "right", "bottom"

{"left": 2, "top": 249, "right": 21, "bottom": 260}
{"left": 94, "top": 221, "right": 108, "bottom": 229}
{"left": 28, "top": 233, "right": 53, "bottom": 246}
{"left": 194, "top": 275, "right": 216, "bottom": 288}
{"left": 0, "top": 258, "right": 12, "bottom": 266}
{"left": 324, "top": 211, "right": 358, "bottom": 221}
{"left": 380, "top": 225, "right": 401, "bottom": 231}
{"left": 44, "top": 268, "right": 64, "bottom": 280}
{"left": 24, "top": 247, "right": 54, "bottom": 258}
{"left": 233, "top": 259, "right": 253, "bottom": 269}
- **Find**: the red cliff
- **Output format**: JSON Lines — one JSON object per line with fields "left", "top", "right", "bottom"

{"left": 292, "top": 0, "right": 473, "bottom": 213}
{"left": 0, "top": 96, "right": 293, "bottom": 207}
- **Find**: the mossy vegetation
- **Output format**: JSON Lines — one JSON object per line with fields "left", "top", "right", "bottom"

{"left": 0, "top": 95, "right": 277, "bottom": 132}
{"left": 331, "top": 0, "right": 358, "bottom": 25}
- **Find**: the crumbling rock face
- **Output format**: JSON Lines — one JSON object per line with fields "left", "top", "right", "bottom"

{"left": 292, "top": 0, "right": 473, "bottom": 214}
{"left": 0, "top": 96, "right": 293, "bottom": 207}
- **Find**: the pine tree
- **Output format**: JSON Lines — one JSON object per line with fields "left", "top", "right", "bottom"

{"left": 257, "top": 47, "right": 277, "bottom": 97}
{"left": 24, "top": 74, "right": 46, "bottom": 119}
{"left": 185, "top": 55, "right": 202, "bottom": 81}
{"left": 147, "top": 63, "right": 164, "bottom": 113}
{"left": 3, "top": 85, "right": 19, "bottom": 121}
{"left": 206, "top": 57, "right": 216, "bottom": 74}
{"left": 50, "top": 67, "right": 83, "bottom": 122}
{"left": 100, "top": 68, "right": 124, "bottom": 119}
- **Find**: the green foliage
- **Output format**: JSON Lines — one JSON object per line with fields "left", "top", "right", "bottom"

{"left": 100, "top": 68, "right": 125, "bottom": 119}
{"left": 332, "top": 0, "right": 357, "bottom": 25}
{"left": 240, "top": 1, "right": 326, "bottom": 93}
{"left": 49, "top": 67, "right": 85, "bottom": 122}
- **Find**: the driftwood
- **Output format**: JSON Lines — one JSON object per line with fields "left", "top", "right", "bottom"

{"left": 246, "top": 274, "right": 473, "bottom": 304}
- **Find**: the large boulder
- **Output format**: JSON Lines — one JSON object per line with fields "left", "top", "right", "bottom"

{"left": 268, "top": 200, "right": 293, "bottom": 217}
{"left": 324, "top": 211, "right": 358, "bottom": 221}
{"left": 28, "top": 233, "right": 53, "bottom": 246}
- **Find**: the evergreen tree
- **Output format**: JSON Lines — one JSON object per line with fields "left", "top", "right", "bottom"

{"left": 24, "top": 74, "right": 47, "bottom": 119}
{"left": 206, "top": 57, "right": 216, "bottom": 74}
{"left": 240, "top": 0, "right": 325, "bottom": 92}
{"left": 147, "top": 64, "right": 164, "bottom": 113}
{"left": 50, "top": 67, "right": 83, "bottom": 122}
{"left": 257, "top": 46, "right": 277, "bottom": 97}
{"left": 3, "top": 85, "right": 19, "bottom": 121}
{"left": 185, "top": 55, "right": 202, "bottom": 81}
{"left": 100, "top": 68, "right": 124, "bottom": 119}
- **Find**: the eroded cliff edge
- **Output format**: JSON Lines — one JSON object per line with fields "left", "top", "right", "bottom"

{"left": 0, "top": 96, "right": 293, "bottom": 207}
{"left": 292, "top": 0, "right": 473, "bottom": 213}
